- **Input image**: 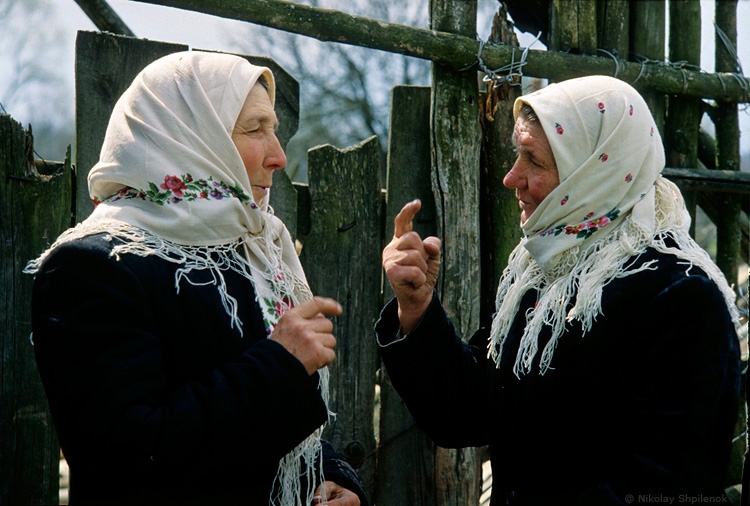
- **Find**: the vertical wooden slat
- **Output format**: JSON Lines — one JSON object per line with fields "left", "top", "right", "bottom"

{"left": 630, "top": 0, "right": 666, "bottom": 133}
{"left": 377, "top": 85, "right": 438, "bottom": 506}
{"left": 597, "top": 0, "right": 629, "bottom": 59}
{"left": 74, "top": 31, "right": 188, "bottom": 222}
{"left": 302, "top": 137, "right": 381, "bottom": 500}
{"left": 664, "top": 0, "right": 702, "bottom": 235}
{"left": 1, "top": 115, "right": 72, "bottom": 505}
{"left": 713, "top": 0, "right": 745, "bottom": 489}
{"left": 713, "top": 0, "right": 742, "bottom": 284}
{"left": 429, "top": 0, "right": 482, "bottom": 504}
{"left": 479, "top": 3, "right": 524, "bottom": 323}
{"left": 548, "top": 0, "right": 598, "bottom": 55}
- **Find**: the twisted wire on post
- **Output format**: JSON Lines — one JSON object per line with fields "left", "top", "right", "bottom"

{"left": 714, "top": 22, "right": 750, "bottom": 108}
{"left": 476, "top": 31, "right": 543, "bottom": 89}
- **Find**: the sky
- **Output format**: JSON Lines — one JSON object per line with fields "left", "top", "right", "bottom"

{"left": 0, "top": 0, "right": 748, "bottom": 165}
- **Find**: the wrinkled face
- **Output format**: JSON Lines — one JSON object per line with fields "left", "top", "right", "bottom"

{"left": 503, "top": 115, "right": 560, "bottom": 223}
{"left": 231, "top": 82, "right": 287, "bottom": 204}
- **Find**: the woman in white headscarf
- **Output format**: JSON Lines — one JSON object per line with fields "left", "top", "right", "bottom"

{"left": 376, "top": 75, "right": 742, "bottom": 505}
{"left": 27, "top": 51, "right": 366, "bottom": 506}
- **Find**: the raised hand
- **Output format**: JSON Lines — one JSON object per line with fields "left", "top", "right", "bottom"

{"left": 382, "top": 199, "right": 441, "bottom": 334}
{"left": 270, "top": 297, "right": 342, "bottom": 375}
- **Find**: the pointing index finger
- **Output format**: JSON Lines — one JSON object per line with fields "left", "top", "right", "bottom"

{"left": 394, "top": 199, "right": 422, "bottom": 239}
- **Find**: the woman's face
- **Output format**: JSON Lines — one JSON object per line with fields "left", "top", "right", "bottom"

{"left": 503, "top": 115, "right": 560, "bottom": 223}
{"left": 232, "top": 82, "right": 287, "bottom": 203}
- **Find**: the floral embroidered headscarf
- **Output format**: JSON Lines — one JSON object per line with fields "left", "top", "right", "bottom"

{"left": 26, "top": 51, "right": 327, "bottom": 505}
{"left": 488, "top": 75, "right": 740, "bottom": 376}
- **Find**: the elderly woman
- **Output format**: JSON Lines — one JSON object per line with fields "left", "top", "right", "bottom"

{"left": 27, "top": 51, "right": 366, "bottom": 506}
{"left": 377, "top": 75, "right": 741, "bottom": 505}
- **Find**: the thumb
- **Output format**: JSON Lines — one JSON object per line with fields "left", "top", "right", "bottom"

{"left": 294, "top": 296, "right": 343, "bottom": 319}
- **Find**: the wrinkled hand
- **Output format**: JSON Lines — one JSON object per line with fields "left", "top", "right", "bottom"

{"left": 382, "top": 199, "right": 441, "bottom": 334}
{"left": 270, "top": 297, "right": 342, "bottom": 375}
{"left": 311, "top": 481, "right": 361, "bottom": 505}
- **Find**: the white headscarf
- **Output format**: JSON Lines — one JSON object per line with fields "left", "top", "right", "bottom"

{"left": 26, "top": 51, "right": 327, "bottom": 505}
{"left": 488, "top": 75, "right": 740, "bottom": 376}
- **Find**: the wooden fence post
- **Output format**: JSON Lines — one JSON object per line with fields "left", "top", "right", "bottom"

{"left": 301, "top": 137, "right": 382, "bottom": 500}
{"left": 377, "top": 85, "right": 439, "bottom": 506}
{"left": 429, "top": 0, "right": 482, "bottom": 503}
{"left": 713, "top": 0, "right": 745, "bottom": 488}
{"left": 631, "top": 1, "right": 666, "bottom": 133}
{"left": 664, "top": 0, "right": 702, "bottom": 235}
{"left": 478, "top": 3, "right": 524, "bottom": 324}
{"left": 1, "top": 115, "right": 72, "bottom": 505}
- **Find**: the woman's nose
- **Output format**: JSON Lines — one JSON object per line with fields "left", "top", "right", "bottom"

{"left": 265, "top": 134, "right": 287, "bottom": 171}
{"left": 503, "top": 162, "right": 525, "bottom": 189}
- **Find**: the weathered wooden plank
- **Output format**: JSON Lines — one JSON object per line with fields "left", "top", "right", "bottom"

{"left": 661, "top": 168, "right": 750, "bottom": 194}
{"left": 1, "top": 115, "right": 72, "bottom": 506}
{"left": 301, "top": 137, "right": 381, "bottom": 500}
{"left": 130, "top": 0, "right": 750, "bottom": 103}
{"left": 713, "top": 1, "right": 744, "bottom": 486}
{"left": 549, "top": 0, "right": 597, "bottom": 55}
{"left": 479, "top": 3, "right": 524, "bottom": 323}
{"left": 597, "top": 0, "right": 629, "bottom": 59}
{"left": 664, "top": 0, "right": 702, "bottom": 235}
{"left": 75, "top": 31, "right": 187, "bottom": 221}
{"left": 429, "top": 0, "right": 482, "bottom": 504}
{"left": 377, "top": 85, "right": 438, "bottom": 506}
{"left": 631, "top": 0, "right": 666, "bottom": 133}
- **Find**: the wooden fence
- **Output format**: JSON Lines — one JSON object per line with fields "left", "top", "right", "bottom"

{"left": 2, "top": 0, "right": 749, "bottom": 503}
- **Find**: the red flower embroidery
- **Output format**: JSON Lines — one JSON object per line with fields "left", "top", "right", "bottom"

{"left": 599, "top": 153, "right": 609, "bottom": 162}
{"left": 625, "top": 173, "right": 633, "bottom": 183}
{"left": 629, "top": 105, "right": 634, "bottom": 116}
{"left": 555, "top": 123, "right": 564, "bottom": 135}
{"left": 598, "top": 102, "right": 605, "bottom": 113}
{"left": 561, "top": 195, "right": 569, "bottom": 205}
{"left": 160, "top": 175, "right": 188, "bottom": 198}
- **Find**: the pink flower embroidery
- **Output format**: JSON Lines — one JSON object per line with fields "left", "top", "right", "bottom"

{"left": 160, "top": 175, "right": 188, "bottom": 198}
{"left": 591, "top": 216, "right": 610, "bottom": 227}
{"left": 629, "top": 105, "right": 634, "bottom": 116}
{"left": 625, "top": 173, "right": 633, "bottom": 183}
{"left": 599, "top": 153, "right": 609, "bottom": 162}
{"left": 650, "top": 126, "right": 655, "bottom": 137}
{"left": 555, "top": 123, "right": 564, "bottom": 135}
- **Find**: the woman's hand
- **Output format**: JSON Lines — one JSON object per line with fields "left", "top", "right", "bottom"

{"left": 270, "top": 297, "right": 342, "bottom": 375}
{"left": 311, "top": 481, "right": 361, "bottom": 505}
{"left": 382, "top": 199, "right": 441, "bottom": 334}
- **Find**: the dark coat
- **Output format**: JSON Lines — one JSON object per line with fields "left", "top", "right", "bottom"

{"left": 31, "top": 233, "right": 367, "bottom": 505}
{"left": 376, "top": 245, "right": 740, "bottom": 505}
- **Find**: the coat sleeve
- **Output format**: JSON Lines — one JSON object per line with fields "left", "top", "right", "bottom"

{"left": 320, "top": 440, "right": 369, "bottom": 505}
{"left": 375, "top": 293, "right": 493, "bottom": 448}
{"left": 31, "top": 237, "right": 329, "bottom": 475}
